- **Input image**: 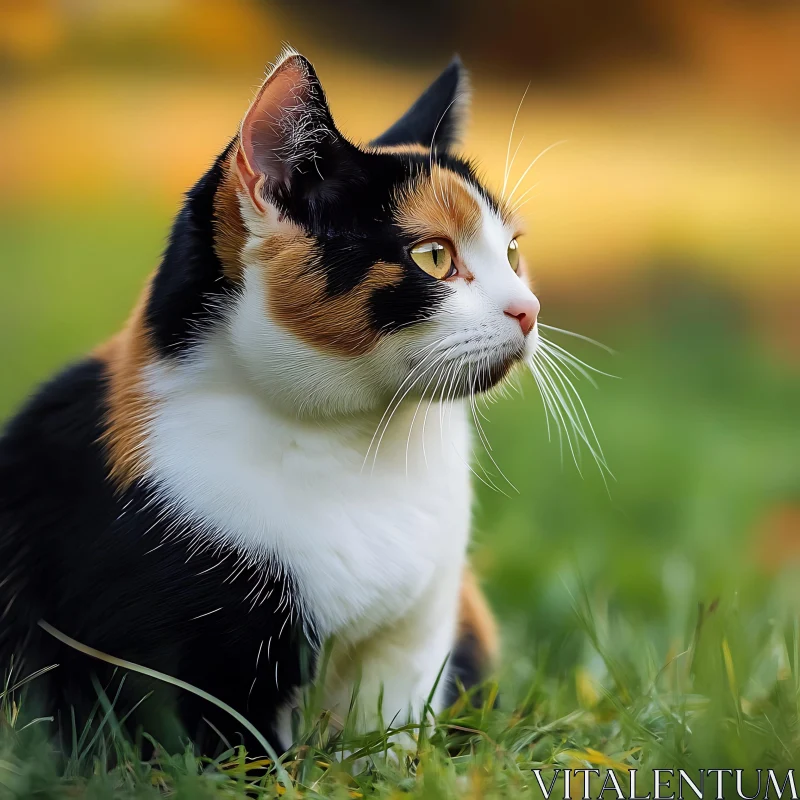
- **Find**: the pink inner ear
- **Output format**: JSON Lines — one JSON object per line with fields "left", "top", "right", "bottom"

{"left": 238, "top": 57, "right": 312, "bottom": 202}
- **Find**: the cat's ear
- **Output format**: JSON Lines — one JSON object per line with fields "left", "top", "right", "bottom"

{"left": 236, "top": 50, "right": 360, "bottom": 212}
{"left": 370, "top": 56, "right": 469, "bottom": 152}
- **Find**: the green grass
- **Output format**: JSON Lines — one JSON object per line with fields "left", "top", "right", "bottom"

{"left": 3, "top": 589, "right": 799, "bottom": 798}
{"left": 1, "top": 204, "right": 799, "bottom": 797}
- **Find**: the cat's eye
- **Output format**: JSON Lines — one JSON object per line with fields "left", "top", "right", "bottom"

{"left": 507, "top": 238, "right": 520, "bottom": 272}
{"left": 410, "top": 240, "right": 455, "bottom": 280}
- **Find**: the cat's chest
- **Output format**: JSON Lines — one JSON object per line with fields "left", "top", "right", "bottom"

{"left": 269, "top": 462, "right": 470, "bottom": 637}
{"left": 144, "top": 387, "right": 472, "bottom": 639}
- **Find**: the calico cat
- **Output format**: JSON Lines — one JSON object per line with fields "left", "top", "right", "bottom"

{"left": 0, "top": 49, "right": 539, "bottom": 753}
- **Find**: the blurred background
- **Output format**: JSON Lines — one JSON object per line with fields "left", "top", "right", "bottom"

{"left": 1, "top": 0, "right": 799, "bottom": 724}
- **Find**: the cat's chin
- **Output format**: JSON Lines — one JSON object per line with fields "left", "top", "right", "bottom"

{"left": 459, "top": 354, "right": 520, "bottom": 396}
{"left": 416, "top": 347, "right": 524, "bottom": 400}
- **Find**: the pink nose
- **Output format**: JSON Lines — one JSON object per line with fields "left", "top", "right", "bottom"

{"left": 504, "top": 294, "right": 540, "bottom": 336}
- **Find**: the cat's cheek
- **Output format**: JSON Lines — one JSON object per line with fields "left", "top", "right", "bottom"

{"left": 253, "top": 235, "right": 405, "bottom": 359}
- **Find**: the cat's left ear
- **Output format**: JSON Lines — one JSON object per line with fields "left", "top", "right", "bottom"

{"left": 236, "top": 50, "right": 362, "bottom": 213}
{"left": 370, "top": 56, "right": 469, "bottom": 152}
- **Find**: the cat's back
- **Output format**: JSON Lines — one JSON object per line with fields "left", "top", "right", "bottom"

{"left": 0, "top": 357, "right": 119, "bottom": 646}
{"left": 0, "top": 356, "right": 114, "bottom": 521}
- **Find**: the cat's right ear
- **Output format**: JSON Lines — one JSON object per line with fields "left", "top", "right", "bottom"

{"left": 370, "top": 57, "right": 470, "bottom": 152}
{"left": 236, "top": 50, "right": 357, "bottom": 213}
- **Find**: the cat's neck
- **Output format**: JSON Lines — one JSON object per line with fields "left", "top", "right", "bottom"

{"left": 142, "top": 331, "right": 468, "bottom": 467}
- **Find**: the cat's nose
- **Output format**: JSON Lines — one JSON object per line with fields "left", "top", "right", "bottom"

{"left": 504, "top": 294, "right": 540, "bottom": 336}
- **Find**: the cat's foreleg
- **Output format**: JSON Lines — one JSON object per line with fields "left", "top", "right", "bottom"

{"left": 321, "top": 563, "right": 464, "bottom": 748}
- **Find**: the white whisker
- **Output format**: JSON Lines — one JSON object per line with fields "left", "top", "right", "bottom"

{"left": 538, "top": 340, "right": 598, "bottom": 388}
{"left": 421, "top": 355, "right": 452, "bottom": 468}
{"left": 538, "top": 323, "right": 615, "bottom": 353}
{"left": 466, "top": 364, "right": 510, "bottom": 496}
{"left": 469, "top": 365, "right": 518, "bottom": 494}
{"left": 539, "top": 337, "right": 618, "bottom": 382}
{"left": 534, "top": 355, "right": 583, "bottom": 475}
{"left": 509, "top": 181, "right": 540, "bottom": 213}
{"left": 502, "top": 82, "right": 531, "bottom": 198}
{"left": 405, "top": 352, "right": 454, "bottom": 477}
{"left": 361, "top": 341, "right": 445, "bottom": 470}
{"left": 530, "top": 357, "right": 566, "bottom": 465}
{"left": 537, "top": 349, "right": 609, "bottom": 472}
{"left": 507, "top": 140, "right": 567, "bottom": 203}
{"left": 371, "top": 347, "right": 452, "bottom": 472}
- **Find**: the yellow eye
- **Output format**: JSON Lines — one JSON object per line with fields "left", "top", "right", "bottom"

{"left": 410, "top": 240, "right": 454, "bottom": 280}
{"left": 507, "top": 238, "right": 520, "bottom": 272}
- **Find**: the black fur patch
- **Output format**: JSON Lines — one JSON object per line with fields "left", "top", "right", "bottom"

{"left": 0, "top": 359, "right": 316, "bottom": 753}
{"left": 371, "top": 56, "right": 467, "bottom": 151}
{"left": 145, "top": 139, "right": 240, "bottom": 358}
{"left": 369, "top": 267, "right": 449, "bottom": 334}
{"left": 444, "top": 628, "right": 492, "bottom": 708}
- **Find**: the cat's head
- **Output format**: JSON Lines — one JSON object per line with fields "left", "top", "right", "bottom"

{"left": 207, "top": 50, "right": 540, "bottom": 416}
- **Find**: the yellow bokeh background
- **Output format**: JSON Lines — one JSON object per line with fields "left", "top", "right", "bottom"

{"left": 1, "top": 0, "right": 798, "bottom": 298}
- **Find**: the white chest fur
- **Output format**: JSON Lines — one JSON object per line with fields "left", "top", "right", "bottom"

{"left": 142, "top": 345, "right": 472, "bottom": 642}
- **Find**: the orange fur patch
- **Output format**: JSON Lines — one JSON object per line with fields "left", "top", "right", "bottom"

{"left": 213, "top": 148, "right": 248, "bottom": 282}
{"left": 458, "top": 566, "right": 499, "bottom": 668}
{"left": 94, "top": 282, "right": 156, "bottom": 490}
{"left": 260, "top": 232, "right": 405, "bottom": 357}
{"left": 396, "top": 166, "right": 482, "bottom": 249}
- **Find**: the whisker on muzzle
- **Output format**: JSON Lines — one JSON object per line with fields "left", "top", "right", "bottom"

{"left": 526, "top": 328, "right": 615, "bottom": 491}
